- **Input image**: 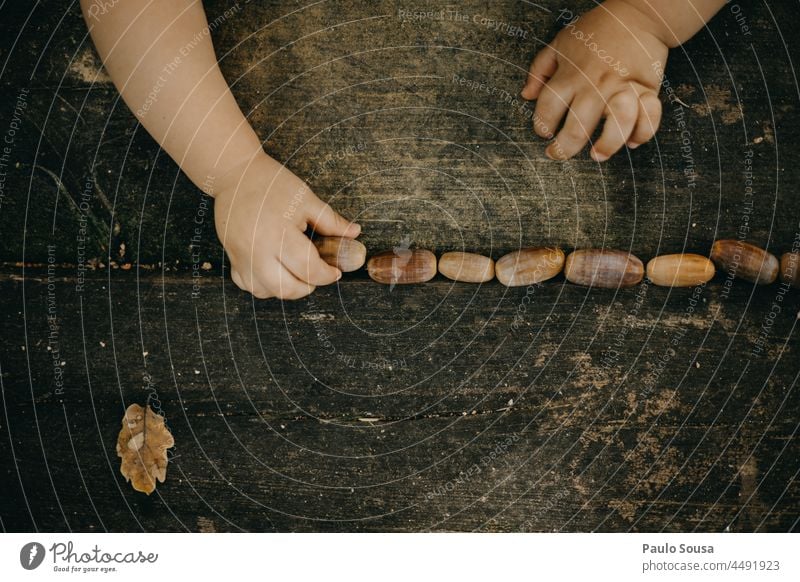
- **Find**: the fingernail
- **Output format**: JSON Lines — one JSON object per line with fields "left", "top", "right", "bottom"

{"left": 627, "top": 141, "right": 641, "bottom": 150}
{"left": 591, "top": 149, "right": 609, "bottom": 162}
{"left": 547, "top": 144, "right": 568, "bottom": 161}
{"left": 336, "top": 270, "right": 342, "bottom": 281}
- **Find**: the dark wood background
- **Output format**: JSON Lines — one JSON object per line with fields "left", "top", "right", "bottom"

{"left": 1, "top": 0, "right": 798, "bottom": 532}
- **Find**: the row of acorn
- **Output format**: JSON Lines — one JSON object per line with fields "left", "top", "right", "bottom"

{"left": 313, "top": 237, "right": 800, "bottom": 289}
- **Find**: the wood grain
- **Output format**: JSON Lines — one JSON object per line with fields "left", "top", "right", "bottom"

{"left": 0, "top": 0, "right": 798, "bottom": 532}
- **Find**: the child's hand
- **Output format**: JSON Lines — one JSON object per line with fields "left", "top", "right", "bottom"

{"left": 522, "top": 0, "right": 669, "bottom": 161}
{"left": 214, "top": 153, "right": 361, "bottom": 299}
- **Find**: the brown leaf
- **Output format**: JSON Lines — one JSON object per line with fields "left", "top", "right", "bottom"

{"left": 116, "top": 404, "right": 175, "bottom": 495}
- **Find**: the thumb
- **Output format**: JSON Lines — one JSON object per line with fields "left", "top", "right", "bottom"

{"left": 306, "top": 198, "right": 361, "bottom": 238}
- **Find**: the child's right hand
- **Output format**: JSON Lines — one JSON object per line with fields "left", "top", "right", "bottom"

{"left": 213, "top": 153, "right": 361, "bottom": 299}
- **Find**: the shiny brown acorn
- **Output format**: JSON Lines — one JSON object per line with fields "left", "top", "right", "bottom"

{"left": 710, "top": 239, "right": 779, "bottom": 285}
{"left": 314, "top": 236, "right": 367, "bottom": 272}
{"left": 367, "top": 249, "right": 437, "bottom": 284}
{"left": 438, "top": 252, "right": 495, "bottom": 283}
{"left": 495, "top": 247, "right": 564, "bottom": 287}
{"left": 646, "top": 253, "right": 715, "bottom": 287}
{"left": 564, "top": 249, "right": 644, "bottom": 288}
{"left": 780, "top": 252, "right": 800, "bottom": 288}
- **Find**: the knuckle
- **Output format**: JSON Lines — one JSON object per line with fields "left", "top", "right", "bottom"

{"left": 597, "top": 72, "right": 622, "bottom": 93}
{"left": 612, "top": 92, "right": 638, "bottom": 113}
{"left": 641, "top": 96, "right": 662, "bottom": 121}
{"left": 561, "top": 125, "right": 588, "bottom": 143}
{"left": 633, "top": 119, "right": 658, "bottom": 140}
{"left": 610, "top": 108, "right": 637, "bottom": 129}
{"left": 542, "top": 84, "right": 569, "bottom": 105}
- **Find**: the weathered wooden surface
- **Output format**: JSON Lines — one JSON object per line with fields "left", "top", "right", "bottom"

{"left": 1, "top": 0, "right": 799, "bottom": 532}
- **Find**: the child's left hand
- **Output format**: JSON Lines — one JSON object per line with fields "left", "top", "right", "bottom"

{"left": 522, "top": 0, "right": 669, "bottom": 161}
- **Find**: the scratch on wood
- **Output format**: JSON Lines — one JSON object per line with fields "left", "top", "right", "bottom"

{"left": 737, "top": 455, "right": 767, "bottom": 529}
{"left": 196, "top": 516, "right": 217, "bottom": 533}
{"left": 34, "top": 164, "right": 110, "bottom": 240}
{"left": 678, "top": 83, "right": 744, "bottom": 124}
{"left": 69, "top": 48, "right": 112, "bottom": 85}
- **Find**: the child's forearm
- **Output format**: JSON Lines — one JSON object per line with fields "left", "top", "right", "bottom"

{"left": 80, "top": 0, "right": 261, "bottom": 194}
{"left": 616, "top": 0, "right": 727, "bottom": 47}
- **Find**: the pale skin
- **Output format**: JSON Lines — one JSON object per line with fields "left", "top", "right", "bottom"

{"left": 82, "top": 0, "right": 724, "bottom": 298}
{"left": 523, "top": 0, "right": 727, "bottom": 161}
{"left": 80, "top": 0, "right": 360, "bottom": 300}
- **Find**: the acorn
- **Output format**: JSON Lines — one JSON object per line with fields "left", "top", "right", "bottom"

{"left": 646, "top": 254, "right": 715, "bottom": 287}
{"left": 564, "top": 249, "right": 644, "bottom": 288}
{"left": 438, "top": 252, "right": 495, "bottom": 283}
{"left": 314, "top": 236, "right": 367, "bottom": 272}
{"left": 495, "top": 247, "right": 564, "bottom": 287}
{"left": 780, "top": 252, "right": 800, "bottom": 289}
{"left": 710, "top": 240, "right": 779, "bottom": 285}
{"left": 367, "top": 249, "right": 437, "bottom": 284}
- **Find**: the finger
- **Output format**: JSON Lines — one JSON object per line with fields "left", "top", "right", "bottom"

{"left": 281, "top": 230, "right": 342, "bottom": 287}
{"left": 231, "top": 267, "right": 272, "bottom": 299}
{"left": 548, "top": 96, "right": 604, "bottom": 160}
{"left": 231, "top": 268, "right": 245, "bottom": 290}
{"left": 256, "top": 259, "right": 316, "bottom": 300}
{"left": 306, "top": 196, "right": 361, "bottom": 238}
{"left": 591, "top": 90, "right": 639, "bottom": 162}
{"left": 628, "top": 91, "right": 662, "bottom": 148}
{"left": 532, "top": 81, "right": 574, "bottom": 140}
{"left": 522, "top": 44, "right": 558, "bottom": 100}
{"left": 273, "top": 261, "right": 316, "bottom": 300}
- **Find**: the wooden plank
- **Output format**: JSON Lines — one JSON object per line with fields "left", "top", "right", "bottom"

{"left": 1, "top": 0, "right": 799, "bottom": 532}
{"left": 0, "top": 0, "right": 798, "bottom": 265}
{"left": 1, "top": 271, "right": 798, "bottom": 531}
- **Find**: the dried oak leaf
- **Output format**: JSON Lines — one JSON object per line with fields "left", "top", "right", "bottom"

{"left": 116, "top": 403, "right": 174, "bottom": 495}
